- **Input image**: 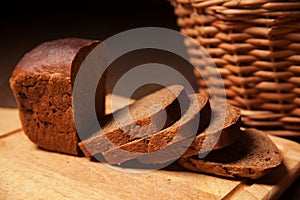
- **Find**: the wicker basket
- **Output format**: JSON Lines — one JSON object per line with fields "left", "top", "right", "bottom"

{"left": 171, "top": 0, "right": 300, "bottom": 136}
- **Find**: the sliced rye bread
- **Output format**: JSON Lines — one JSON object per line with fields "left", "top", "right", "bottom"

{"left": 102, "top": 100, "right": 242, "bottom": 165}
{"left": 137, "top": 103, "right": 242, "bottom": 165}
{"left": 180, "top": 103, "right": 242, "bottom": 158}
{"left": 102, "top": 93, "right": 212, "bottom": 165}
{"left": 79, "top": 84, "right": 190, "bottom": 157}
{"left": 178, "top": 128, "right": 283, "bottom": 180}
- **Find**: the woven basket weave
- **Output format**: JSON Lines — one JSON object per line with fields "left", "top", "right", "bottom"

{"left": 171, "top": 0, "right": 300, "bottom": 136}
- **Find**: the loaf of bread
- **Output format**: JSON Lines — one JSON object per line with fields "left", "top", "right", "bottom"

{"left": 10, "top": 38, "right": 106, "bottom": 155}
{"left": 178, "top": 129, "right": 283, "bottom": 179}
{"left": 79, "top": 84, "right": 190, "bottom": 157}
{"left": 9, "top": 37, "right": 283, "bottom": 180}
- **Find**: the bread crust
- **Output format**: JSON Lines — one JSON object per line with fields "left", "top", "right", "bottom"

{"left": 178, "top": 129, "right": 283, "bottom": 179}
{"left": 181, "top": 103, "right": 242, "bottom": 158}
{"left": 10, "top": 38, "right": 105, "bottom": 155}
{"left": 79, "top": 85, "right": 189, "bottom": 157}
{"left": 101, "top": 93, "right": 211, "bottom": 165}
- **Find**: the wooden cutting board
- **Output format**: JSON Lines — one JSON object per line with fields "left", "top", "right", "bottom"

{"left": 1, "top": 94, "right": 300, "bottom": 200}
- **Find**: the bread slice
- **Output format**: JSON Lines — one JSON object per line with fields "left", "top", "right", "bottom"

{"left": 137, "top": 103, "right": 242, "bottom": 165}
{"left": 10, "top": 38, "right": 105, "bottom": 155}
{"left": 178, "top": 128, "right": 283, "bottom": 179}
{"left": 79, "top": 85, "right": 190, "bottom": 157}
{"left": 102, "top": 93, "right": 211, "bottom": 165}
{"left": 181, "top": 103, "right": 241, "bottom": 158}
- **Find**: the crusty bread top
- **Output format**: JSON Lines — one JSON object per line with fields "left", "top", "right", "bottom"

{"left": 11, "top": 38, "right": 100, "bottom": 79}
{"left": 178, "top": 129, "right": 283, "bottom": 179}
{"left": 9, "top": 38, "right": 103, "bottom": 155}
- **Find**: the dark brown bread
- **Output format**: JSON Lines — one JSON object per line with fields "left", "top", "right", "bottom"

{"left": 102, "top": 93, "right": 211, "bottom": 165}
{"left": 138, "top": 103, "right": 242, "bottom": 165}
{"left": 181, "top": 103, "right": 242, "bottom": 158}
{"left": 178, "top": 129, "right": 283, "bottom": 179}
{"left": 10, "top": 38, "right": 105, "bottom": 155}
{"left": 79, "top": 85, "right": 190, "bottom": 157}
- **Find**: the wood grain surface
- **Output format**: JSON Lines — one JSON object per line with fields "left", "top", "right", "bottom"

{"left": 0, "top": 108, "right": 21, "bottom": 138}
{"left": 0, "top": 95, "right": 300, "bottom": 200}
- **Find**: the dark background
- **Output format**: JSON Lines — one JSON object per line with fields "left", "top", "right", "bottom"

{"left": 0, "top": 0, "right": 181, "bottom": 107}
{"left": 0, "top": 1, "right": 299, "bottom": 199}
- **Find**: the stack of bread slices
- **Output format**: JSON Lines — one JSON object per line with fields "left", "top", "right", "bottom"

{"left": 10, "top": 38, "right": 282, "bottom": 180}
{"left": 79, "top": 85, "right": 282, "bottom": 179}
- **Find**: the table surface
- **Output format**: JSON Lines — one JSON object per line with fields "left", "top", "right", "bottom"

{"left": 0, "top": 93, "right": 300, "bottom": 199}
{"left": 1, "top": 96, "right": 300, "bottom": 200}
